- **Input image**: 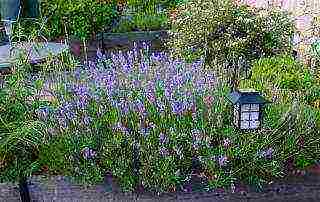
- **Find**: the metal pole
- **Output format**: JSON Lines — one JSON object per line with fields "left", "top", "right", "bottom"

{"left": 18, "top": 177, "right": 31, "bottom": 202}
{"left": 133, "top": 140, "right": 141, "bottom": 192}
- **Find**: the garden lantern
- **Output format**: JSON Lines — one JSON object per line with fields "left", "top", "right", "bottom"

{"left": 227, "top": 88, "right": 271, "bottom": 130}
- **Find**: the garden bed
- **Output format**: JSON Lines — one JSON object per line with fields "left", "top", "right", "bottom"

{"left": 1, "top": 1, "right": 320, "bottom": 201}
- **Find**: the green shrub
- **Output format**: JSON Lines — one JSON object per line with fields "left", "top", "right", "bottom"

{"left": 39, "top": 0, "right": 118, "bottom": 39}
{"left": 250, "top": 55, "right": 313, "bottom": 91}
{"left": 0, "top": 60, "right": 48, "bottom": 183}
{"left": 126, "top": 0, "right": 187, "bottom": 10}
{"left": 112, "top": 12, "right": 169, "bottom": 32}
{"left": 37, "top": 135, "right": 74, "bottom": 175}
{"left": 239, "top": 55, "right": 319, "bottom": 105}
{"left": 112, "top": 0, "right": 170, "bottom": 32}
{"left": 166, "top": 0, "right": 294, "bottom": 76}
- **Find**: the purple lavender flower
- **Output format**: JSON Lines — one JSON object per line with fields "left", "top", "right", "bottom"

{"left": 205, "top": 73, "right": 215, "bottom": 86}
{"left": 36, "top": 107, "right": 50, "bottom": 121}
{"left": 139, "top": 61, "right": 148, "bottom": 73}
{"left": 139, "top": 127, "right": 150, "bottom": 137}
{"left": 135, "top": 100, "right": 146, "bottom": 114}
{"left": 159, "top": 133, "right": 168, "bottom": 144}
{"left": 122, "top": 63, "right": 132, "bottom": 74}
{"left": 159, "top": 147, "right": 169, "bottom": 157}
{"left": 133, "top": 79, "right": 141, "bottom": 88}
{"left": 142, "top": 41, "right": 150, "bottom": 51}
{"left": 171, "top": 101, "right": 184, "bottom": 115}
{"left": 74, "top": 67, "right": 82, "bottom": 80}
{"left": 217, "top": 155, "right": 229, "bottom": 167}
{"left": 172, "top": 74, "right": 184, "bottom": 86}
{"left": 58, "top": 117, "right": 68, "bottom": 129}
{"left": 259, "top": 148, "right": 274, "bottom": 159}
{"left": 156, "top": 100, "right": 165, "bottom": 113}
{"left": 83, "top": 115, "right": 92, "bottom": 126}
{"left": 121, "top": 103, "right": 130, "bottom": 115}
{"left": 145, "top": 89, "right": 156, "bottom": 103}
{"left": 73, "top": 84, "right": 90, "bottom": 98}
{"left": 191, "top": 59, "right": 203, "bottom": 71}
{"left": 76, "top": 98, "right": 88, "bottom": 109}
{"left": 151, "top": 52, "right": 162, "bottom": 61}
{"left": 164, "top": 87, "right": 173, "bottom": 100}
{"left": 65, "top": 110, "right": 76, "bottom": 120}
{"left": 82, "top": 147, "right": 97, "bottom": 160}
{"left": 88, "top": 61, "right": 96, "bottom": 69}
{"left": 195, "top": 77, "right": 206, "bottom": 92}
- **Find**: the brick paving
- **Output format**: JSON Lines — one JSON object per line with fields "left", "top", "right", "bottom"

{"left": 1, "top": 169, "right": 319, "bottom": 202}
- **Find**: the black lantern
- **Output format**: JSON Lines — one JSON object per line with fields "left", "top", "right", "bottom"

{"left": 227, "top": 88, "right": 271, "bottom": 130}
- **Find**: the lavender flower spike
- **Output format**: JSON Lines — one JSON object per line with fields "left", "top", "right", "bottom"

{"left": 217, "top": 155, "right": 229, "bottom": 167}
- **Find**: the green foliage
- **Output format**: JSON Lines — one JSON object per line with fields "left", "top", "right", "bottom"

{"left": 132, "top": 13, "right": 168, "bottom": 31}
{"left": 126, "top": 0, "right": 186, "bottom": 10}
{"left": 0, "top": 60, "right": 48, "bottom": 182}
{"left": 112, "top": 0, "right": 170, "bottom": 32}
{"left": 166, "top": 0, "right": 294, "bottom": 74}
{"left": 113, "top": 12, "right": 169, "bottom": 32}
{"left": 100, "top": 129, "right": 137, "bottom": 191}
{"left": 38, "top": 131, "right": 106, "bottom": 185}
{"left": 294, "top": 155, "right": 316, "bottom": 170}
{"left": 37, "top": 135, "right": 74, "bottom": 175}
{"left": 39, "top": 0, "right": 118, "bottom": 39}
{"left": 250, "top": 55, "right": 313, "bottom": 90}
{"left": 239, "top": 55, "right": 319, "bottom": 106}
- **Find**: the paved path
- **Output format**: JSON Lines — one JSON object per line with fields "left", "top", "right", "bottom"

{"left": 3, "top": 168, "right": 313, "bottom": 202}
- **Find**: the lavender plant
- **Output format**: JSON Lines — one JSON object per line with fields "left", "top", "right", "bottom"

{"left": 36, "top": 41, "right": 319, "bottom": 192}
{"left": 39, "top": 41, "right": 231, "bottom": 190}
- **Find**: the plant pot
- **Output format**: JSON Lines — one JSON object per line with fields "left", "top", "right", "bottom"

{"left": 0, "top": 0, "right": 21, "bottom": 21}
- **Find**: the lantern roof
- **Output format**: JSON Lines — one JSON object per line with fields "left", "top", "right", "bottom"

{"left": 227, "top": 88, "right": 271, "bottom": 105}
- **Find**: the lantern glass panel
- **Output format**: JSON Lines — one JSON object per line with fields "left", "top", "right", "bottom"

{"left": 240, "top": 121, "right": 250, "bottom": 129}
{"left": 241, "top": 112, "right": 250, "bottom": 120}
{"left": 250, "top": 112, "right": 259, "bottom": 120}
{"left": 241, "top": 104, "right": 251, "bottom": 111}
{"left": 251, "top": 104, "right": 259, "bottom": 111}
{"left": 250, "top": 120, "right": 260, "bottom": 128}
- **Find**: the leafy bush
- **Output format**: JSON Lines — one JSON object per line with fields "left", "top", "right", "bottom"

{"left": 166, "top": 0, "right": 294, "bottom": 76}
{"left": 112, "top": 0, "right": 170, "bottom": 32}
{"left": 0, "top": 58, "right": 48, "bottom": 183}
{"left": 0, "top": 39, "right": 80, "bottom": 183}
{"left": 239, "top": 55, "right": 320, "bottom": 106}
{"left": 37, "top": 135, "right": 74, "bottom": 175}
{"left": 112, "top": 12, "right": 169, "bottom": 32}
{"left": 39, "top": 0, "right": 118, "bottom": 39}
